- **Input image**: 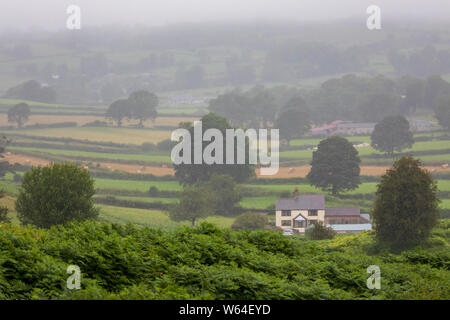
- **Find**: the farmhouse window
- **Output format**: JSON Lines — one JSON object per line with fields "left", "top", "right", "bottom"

{"left": 281, "top": 210, "right": 291, "bottom": 216}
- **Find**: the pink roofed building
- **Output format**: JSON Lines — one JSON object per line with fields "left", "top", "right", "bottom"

{"left": 310, "top": 120, "right": 346, "bottom": 136}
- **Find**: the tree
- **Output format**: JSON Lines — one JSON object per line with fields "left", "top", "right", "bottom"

{"left": 231, "top": 212, "right": 268, "bottom": 230}
{"left": 202, "top": 174, "right": 242, "bottom": 217}
{"left": 305, "top": 221, "right": 336, "bottom": 240}
{"left": 208, "top": 91, "right": 254, "bottom": 126}
{"left": 359, "top": 91, "right": 401, "bottom": 122}
{"left": 7, "top": 103, "right": 31, "bottom": 128}
{"left": 128, "top": 90, "right": 158, "bottom": 127}
{"left": 106, "top": 99, "right": 130, "bottom": 127}
{"left": 371, "top": 115, "right": 414, "bottom": 157}
{"left": 173, "top": 113, "right": 255, "bottom": 186}
{"left": 251, "top": 88, "right": 277, "bottom": 127}
{"left": 434, "top": 95, "right": 450, "bottom": 130}
{"left": 16, "top": 162, "right": 99, "bottom": 228}
{"left": 169, "top": 186, "right": 211, "bottom": 226}
{"left": 276, "top": 96, "right": 311, "bottom": 143}
{"left": 307, "top": 136, "right": 361, "bottom": 195}
{"left": 5, "top": 80, "right": 56, "bottom": 103}
{"left": 372, "top": 156, "right": 440, "bottom": 250}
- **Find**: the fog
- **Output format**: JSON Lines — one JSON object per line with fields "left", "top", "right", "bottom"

{"left": 1, "top": 0, "right": 449, "bottom": 31}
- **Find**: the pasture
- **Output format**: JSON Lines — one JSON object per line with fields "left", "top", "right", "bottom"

{"left": 98, "top": 205, "right": 234, "bottom": 229}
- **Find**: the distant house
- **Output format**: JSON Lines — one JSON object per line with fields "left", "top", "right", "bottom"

{"left": 275, "top": 194, "right": 371, "bottom": 234}
{"left": 334, "top": 122, "right": 376, "bottom": 136}
{"left": 409, "top": 120, "right": 437, "bottom": 132}
{"left": 310, "top": 120, "right": 345, "bottom": 136}
{"left": 310, "top": 119, "right": 437, "bottom": 137}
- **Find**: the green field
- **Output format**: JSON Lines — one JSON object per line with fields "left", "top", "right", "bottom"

{"left": 441, "top": 199, "right": 450, "bottom": 209}
{"left": 7, "top": 146, "right": 171, "bottom": 163}
{"left": 98, "top": 205, "right": 234, "bottom": 229}
{"left": 240, "top": 196, "right": 277, "bottom": 209}
{"left": 284, "top": 137, "right": 450, "bottom": 161}
{"left": 94, "top": 178, "right": 182, "bottom": 192}
{"left": 244, "top": 180, "right": 450, "bottom": 195}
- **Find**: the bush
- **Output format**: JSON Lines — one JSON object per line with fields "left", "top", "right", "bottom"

{"left": 15, "top": 162, "right": 99, "bottom": 228}
{"left": 231, "top": 212, "right": 268, "bottom": 230}
{"left": 156, "top": 139, "right": 175, "bottom": 151}
{"left": 305, "top": 221, "right": 336, "bottom": 240}
{"left": 0, "top": 220, "right": 448, "bottom": 300}
{"left": 0, "top": 206, "right": 10, "bottom": 223}
{"left": 82, "top": 120, "right": 108, "bottom": 127}
{"left": 148, "top": 186, "right": 159, "bottom": 196}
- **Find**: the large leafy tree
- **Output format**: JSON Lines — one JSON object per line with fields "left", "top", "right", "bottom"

{"left": 202, "top": 174, "right": 242, "bottom": 217}
{"left": 106, "top": 99, "right": 130, "bottom": 127}
{"left": 173, "top": 113, "right": 255, "bottom": 185}
{"left": 5, "top": 80, "right": 56, "bottom": 103}
{"left": 128, "top": 90, "right": 158, "bottom": 127}
{"left": 372, "top": 156, "right": 440, "bottom": 250}
{"left": 208, "top": 91, "right": 254, "bottom": 126}
{"left": 16, "top": 162, "right": 99, "bottom": 228}
{"left": 371, "top": 115, "right": 414, "bottom": 157}
{"left": 275, "top": 96, "right": 311, "bottom": 143}
{"left": 8, "top": 103, "right": 31, "bottom": 128}
{"left": 169, "top": 186, "right": 212, "bottom": 226}
{"left": 307, "top": 136, "right": 361, "bottom": 195}
{"left": 250, "top": 87, "right": 277, "bottom": 127}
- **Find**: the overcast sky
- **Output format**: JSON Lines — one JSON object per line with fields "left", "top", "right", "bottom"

{"left": 1, "top": 0, "right": 449, "bottom": 31}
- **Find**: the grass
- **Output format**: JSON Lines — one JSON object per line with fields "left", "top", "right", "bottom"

{"left": 7, "top": 146, "right": 171, "bottom": 163}
{"left": 0, "top": 180, "right": 19, "bottom": 196}
{"left": 437, "top": 180, "right": 450, "bottom": 192}
{"left": 441, "top": 199, "right": 450, "bottom": 209}
{"left": 98, "top": 205, "right": 234, "bottom": 229}
{"left": 240, "top": 197, "right": 277, "bottom": 210}
{"left": 0, "top": 98, "right": 81, "bottom": 108}
{"left": 94, "top": 178, "right": 182, "bottom": 192}
{"left": 243, "top": 180, "right": 450, "bottom": 195}
{"left": 96, "top": 195, "right": 178, "bottom": 204}
{"left": 285, "top": 138, "right": 450, "bottom": 161}
{"left": 1, "top": 127, "right": 172, "bottom": 145}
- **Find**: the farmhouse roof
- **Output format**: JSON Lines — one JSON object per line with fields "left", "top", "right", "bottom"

{"left": 276, "top": 194, "right": 325, "bottom": 210}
